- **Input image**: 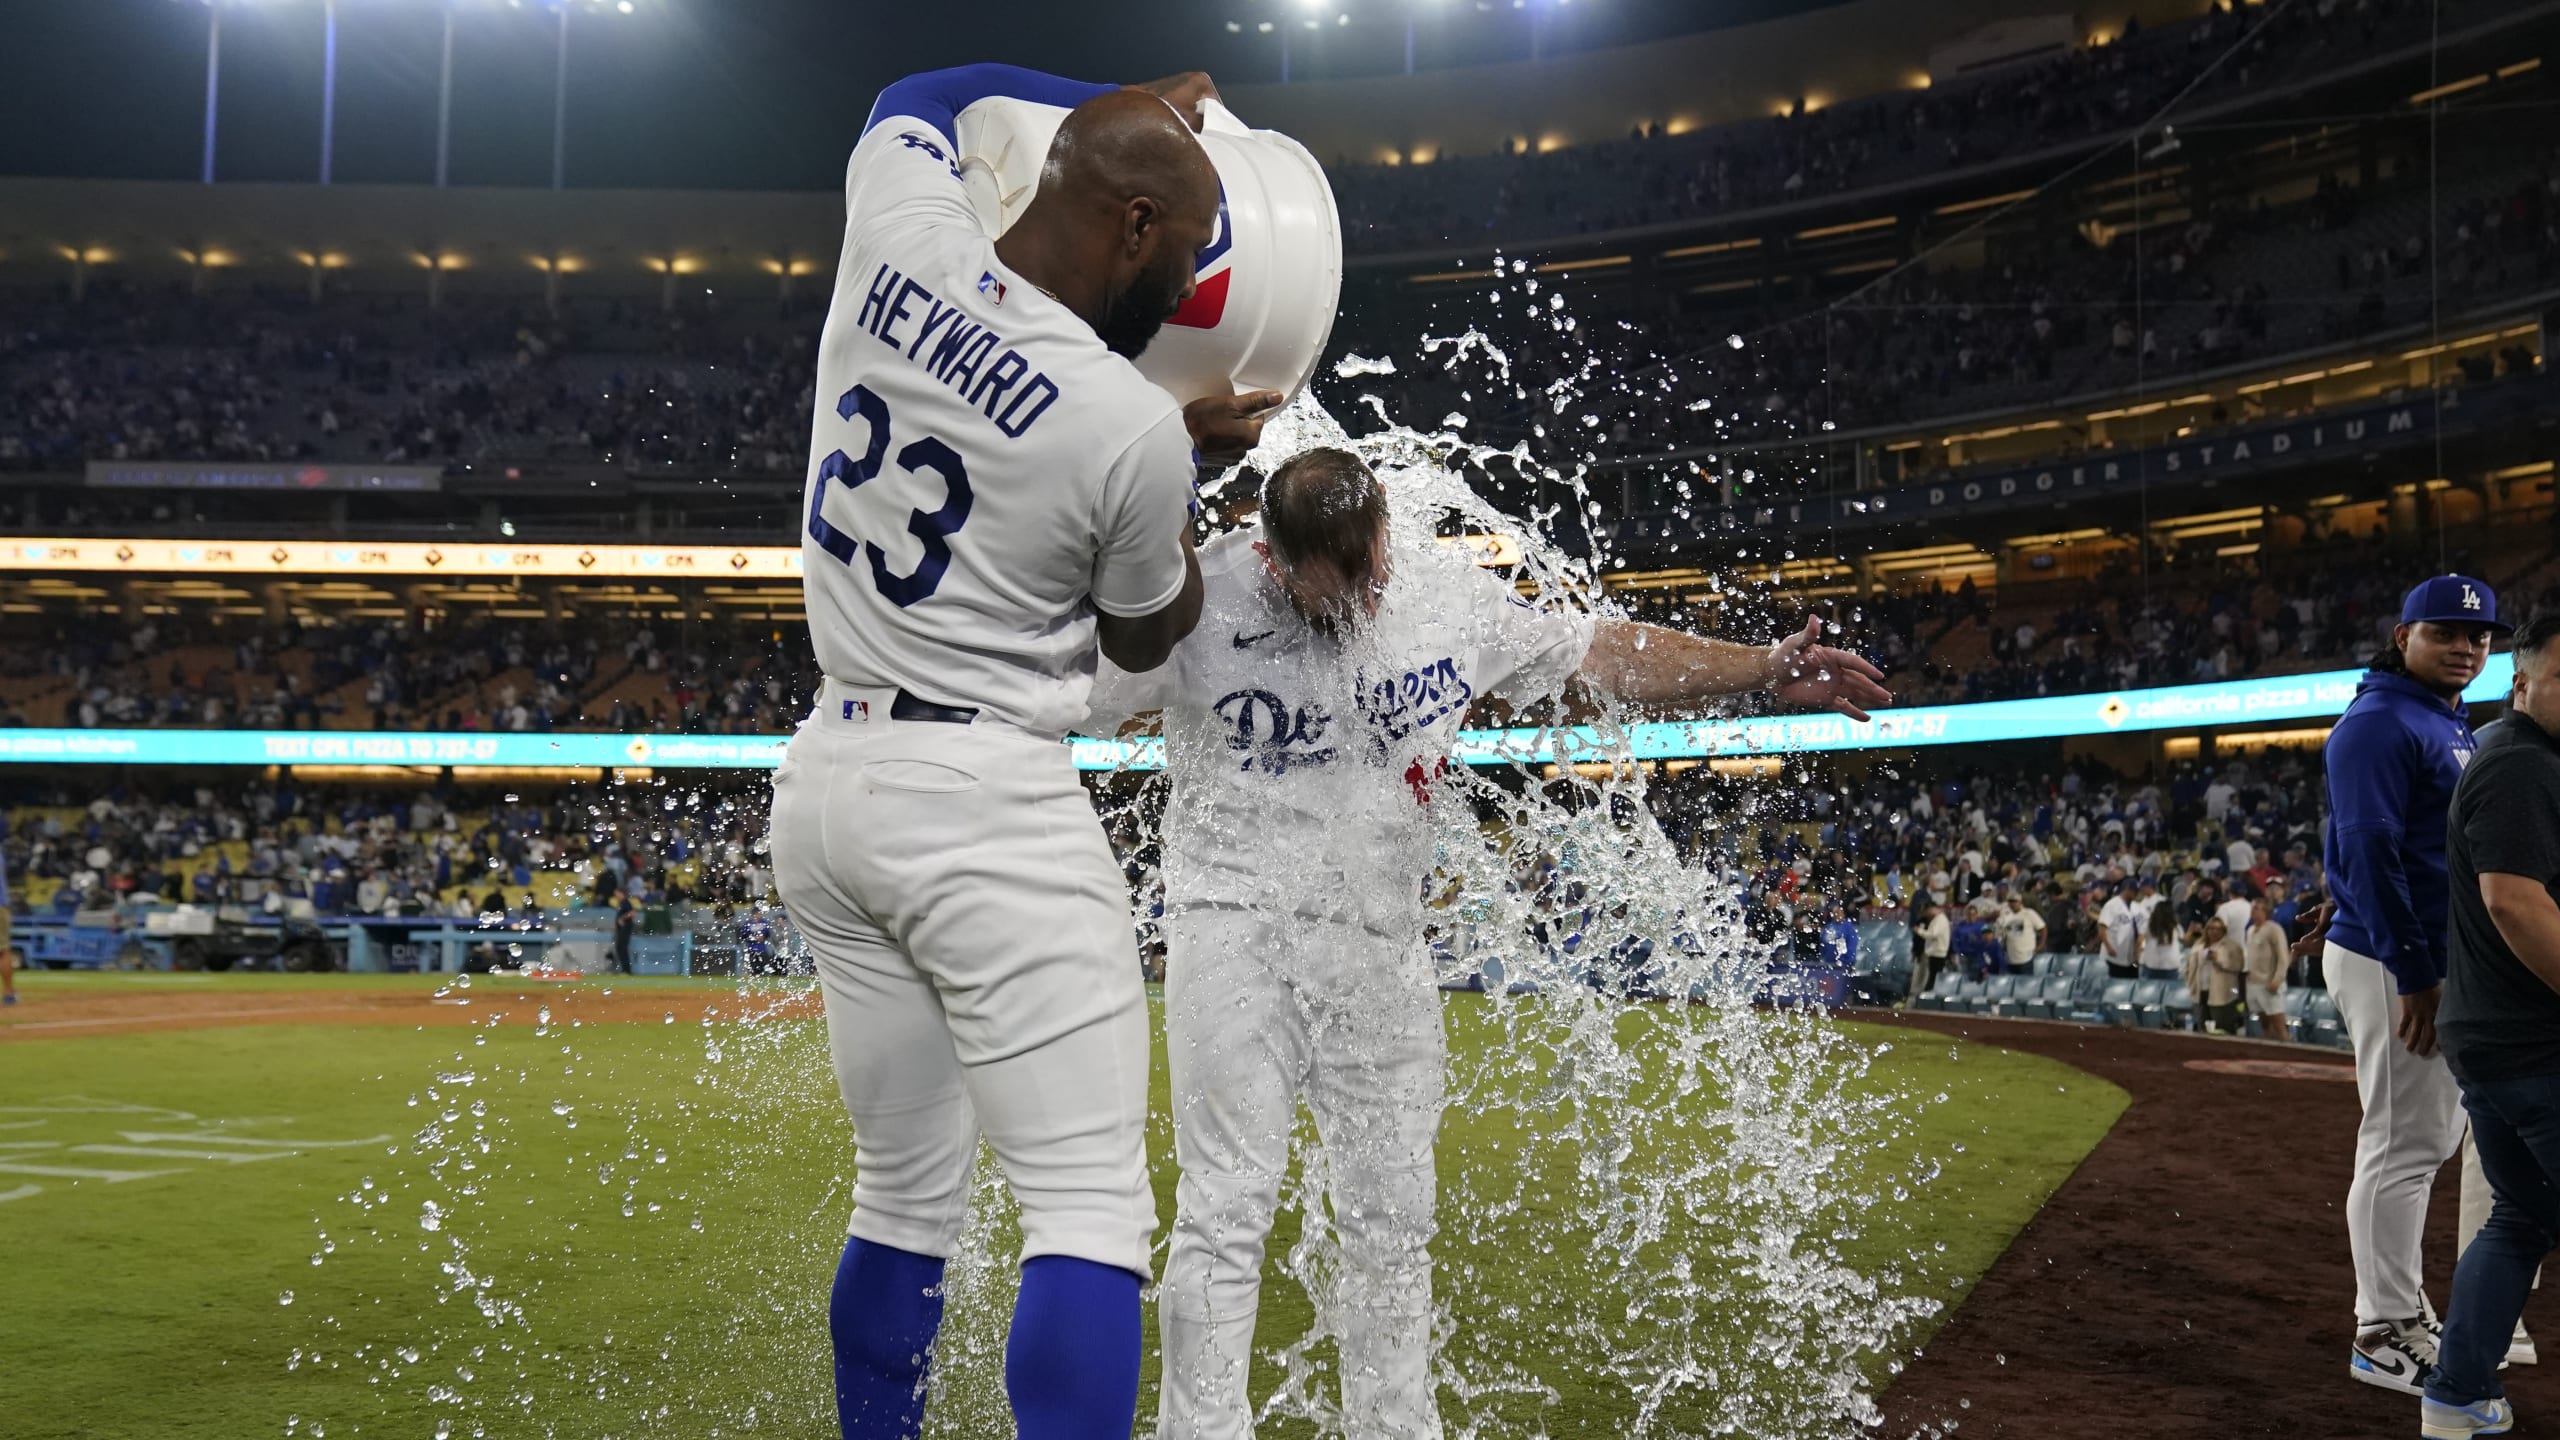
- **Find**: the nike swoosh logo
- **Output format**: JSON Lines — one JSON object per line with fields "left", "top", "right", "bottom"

{"left": 1233, "top": 631, "right": 1276, "bottom": 649}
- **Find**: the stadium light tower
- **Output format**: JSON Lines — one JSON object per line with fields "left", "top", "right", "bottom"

{"left": 192, "top": 0, "right": 242, "bottom": 185}
{"left": 436, "top": 0, "right": 455, "bottom": 185}
{"left": 543, "top": 0, "right": 639, "bottom": 191}
{"left": 319, "top": 0, "right": 338, "bottom": 182}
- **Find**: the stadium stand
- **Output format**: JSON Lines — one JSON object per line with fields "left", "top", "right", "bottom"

{"left": 1324, "top": 0, "right": 2538, "bottom": 255}
{"left": 0, "top": 0, "right": 2548, "bottom": 1044}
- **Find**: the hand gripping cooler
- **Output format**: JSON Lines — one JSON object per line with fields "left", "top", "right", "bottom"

{"left": 952, "top": 95, "right": 1343, "bottom": 406}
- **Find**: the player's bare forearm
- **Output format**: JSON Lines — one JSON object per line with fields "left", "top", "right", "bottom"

{"left": 1574, "top": 621, "right": 1770, "bottom": 709}
{"left": 1574, "top": 617, "right": 1889, "bottom": 720}
{"left": 1097, "top": 530, "right": 1202, "bottom": 673}
{"left": 2484, "top": 872, "right": 2560, "bottom": 998}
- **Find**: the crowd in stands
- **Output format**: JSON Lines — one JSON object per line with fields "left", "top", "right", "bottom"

{"left": 1325, "top": 0, "right": 2515, "bottom": 254}
{"left": 1652, "top": 745, "right": 2336, "bottom": 1023}
{"left": 1608, "top": 544, "right": 2560, "bottom": 707}
{"left": 0, "top": 1, "right": 2546, "bottom": 496}
{"left": 1863, "top": 546, "right": 2559, "bottom": 704}
{"left": 1330, "top": 143, "right": 2558, "bottom": 478}
{"left": 12, "top": 541, "right": 2547, "bottom": 735}
{"left": 1, "top": 775, "right": 774, "bottom": 931}
{"left": 0, "top": 287, "right": 821, "bottom": 481}
{"left": 10, "top": 612, "right": 819, "bottom": 735}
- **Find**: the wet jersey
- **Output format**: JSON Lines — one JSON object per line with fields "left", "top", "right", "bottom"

{"left": 1083, "top": 528, "right": 1594, "bottom": 933}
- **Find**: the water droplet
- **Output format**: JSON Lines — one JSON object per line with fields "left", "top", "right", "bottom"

{"left": 278, "top": 1290, "right": 295, "bottom": 1306}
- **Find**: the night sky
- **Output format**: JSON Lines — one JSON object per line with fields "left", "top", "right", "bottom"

{"left": 0, "top": 0, "right": 1848, "bottom": 192}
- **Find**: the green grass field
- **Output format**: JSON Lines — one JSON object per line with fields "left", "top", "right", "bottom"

{"left": 0, "top": 973, "right": 2124, "bottom": 1439}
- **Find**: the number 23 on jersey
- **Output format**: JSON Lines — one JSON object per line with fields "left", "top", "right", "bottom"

{"left": 808, "top": 383, "right": 972, "bottom": 609}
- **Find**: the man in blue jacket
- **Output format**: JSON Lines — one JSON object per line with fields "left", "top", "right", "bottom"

{"left": 2327, "top": 575, "right": 2508, "bottom": 1395}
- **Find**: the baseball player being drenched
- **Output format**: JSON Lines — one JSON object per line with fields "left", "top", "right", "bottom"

{"left": 769, "top": 65, "right": 1280, "bottom": 1440}
{"left": 1081, "top": 447, "right": 1891, "bottom": 1439}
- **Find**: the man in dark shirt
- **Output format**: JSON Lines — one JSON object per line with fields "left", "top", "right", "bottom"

{"left": 2427, "top": 611, "right": 2560, "bottom": 1438}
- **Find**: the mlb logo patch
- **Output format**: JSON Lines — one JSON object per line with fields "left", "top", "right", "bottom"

{"left": 841, "top": 699, "right": 870, "bottom": 722}
{"left": 978, "top": 271, "right": 1007, "bottom": 305}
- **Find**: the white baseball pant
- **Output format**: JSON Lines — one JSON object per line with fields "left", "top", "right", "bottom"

{"left": 1157, "top": 906, "right": 1445, "bottom": 1440}
{"left": 2331, "top": 943, "right": 2466, "bottom": 1326}
{"left": 769, "top": 687, "right": 1156, "bottom": 1277}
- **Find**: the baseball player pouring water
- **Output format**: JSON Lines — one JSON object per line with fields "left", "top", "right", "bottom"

{"left": 767, "top": 63, "right": 1281, "bottom": 1440}
{"left": 1080, "top": 447, "right": 1889, "bottom": 1439}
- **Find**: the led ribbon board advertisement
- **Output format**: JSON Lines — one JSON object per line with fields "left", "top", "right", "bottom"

{"left": 0, "top": 659, "right": 2512, "bottom": 771}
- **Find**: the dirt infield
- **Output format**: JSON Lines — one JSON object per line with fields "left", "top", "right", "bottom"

{"left": 0, "top": 978, "right": 821, "bottom": 1039}
{"left": 1873, "top": 1010, "right": 2549, "bottom": 1439}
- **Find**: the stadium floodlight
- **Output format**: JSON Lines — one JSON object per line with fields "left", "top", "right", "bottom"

{"left": 183, "top": 0, "right": 258, "bottom": 185}
{"left": 320, "top": 0, "right": 338, "bottom": 183}
{"left": 437, "top": 1, "right": 455, "bottom": 185}
{"left": 544, "top": 0, "right": 640, "bottom": 191}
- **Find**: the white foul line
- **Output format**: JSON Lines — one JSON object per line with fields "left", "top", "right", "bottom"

{"left": 74, "top": 1144, "right": 293, "bottom": 1165}
{"left": 0, "top": 1161, "right": 184, "bottom": 1182}
{"left": 1, "top": 1005, "right": 379, "bottom": 1032}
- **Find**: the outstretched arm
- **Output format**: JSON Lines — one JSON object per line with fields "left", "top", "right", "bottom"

{"left": 865, "top": 64, "right": 1116, "bottom": 142}
{"left": 1575, "top": 616, "right": 1890, "bottom": 720}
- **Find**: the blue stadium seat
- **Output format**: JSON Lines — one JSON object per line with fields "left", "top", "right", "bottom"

{"left": 1913, "top": 969, "right": 1965, "bottom": 1012}
{"left": 1985, "top": 973, "right": 2028, "bottom": 1017}
{"left": 2162, "top": 983, "right": 2198, "bottom": 1031}
{"left": 1979, "top": 974, "right": 2022, "bottom": 1015}
{"left": 2024, "top": 975, "right": 2075, "bottom": 1020}
{"left": 1954, "top": 978, "right": 1991, "bottom": 1014}
{"left": 2131, "top": 979, "right": 2170, "bottom": 1028}
{"left": 2066, "top": 964, "right": 2113, "bottom": 1021}
{"left": 2301, "top": 989, "right": 2348, "bottom": 1048}
{"left": 2101, "top": 978, "right": 2139, "bottom": 1026}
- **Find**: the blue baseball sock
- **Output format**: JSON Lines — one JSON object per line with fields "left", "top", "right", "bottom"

{"left": 1005, "top": 1255, "right": 1141, "bottom": 1440}
{"left": 829, "top": 1235, "right": 946, "bottom": 1440}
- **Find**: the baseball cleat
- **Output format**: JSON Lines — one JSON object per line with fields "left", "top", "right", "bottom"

{"left": 2420, "top": 1395, "right": 2515, "bottom": 1438}
{"left": 2353, "top": 1318, "right": 2438, "bottom": 1395}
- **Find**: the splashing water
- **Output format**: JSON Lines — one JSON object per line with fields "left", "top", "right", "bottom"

{"left": 1094, "top": 338, "right": 1948, "bottom": 1438}
{"left": 288, "top": 277, "right": 1952, "bottom": 1440}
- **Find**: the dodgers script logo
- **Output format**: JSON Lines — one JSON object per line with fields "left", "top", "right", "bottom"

{"left": 1357, "top": 656, "right": 1472, "bottom": 746}
{"left": 1214, "top": 655, "right": 1471, "bottom": 779}
{"left": 1166, "top": 179, "right": 1234, "bottom": 331}
{"left": 1214, "top": 687, "right": 1334, "bottom": 774}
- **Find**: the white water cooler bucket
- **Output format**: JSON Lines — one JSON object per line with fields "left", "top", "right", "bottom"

{"left": 952, "top": 95, "right": 1343, "bottom": 406}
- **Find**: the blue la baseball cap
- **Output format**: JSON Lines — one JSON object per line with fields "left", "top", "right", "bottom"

{"left": 2401, "top": 574, "right": 2512, "bottom": 634}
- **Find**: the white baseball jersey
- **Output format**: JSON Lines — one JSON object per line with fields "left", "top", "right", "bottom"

{"left": 801, "top": 118, "right": 1197, "bottom": 738}
{"left": 1083, "top": 528, "right": 1595, "bottom": 934}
